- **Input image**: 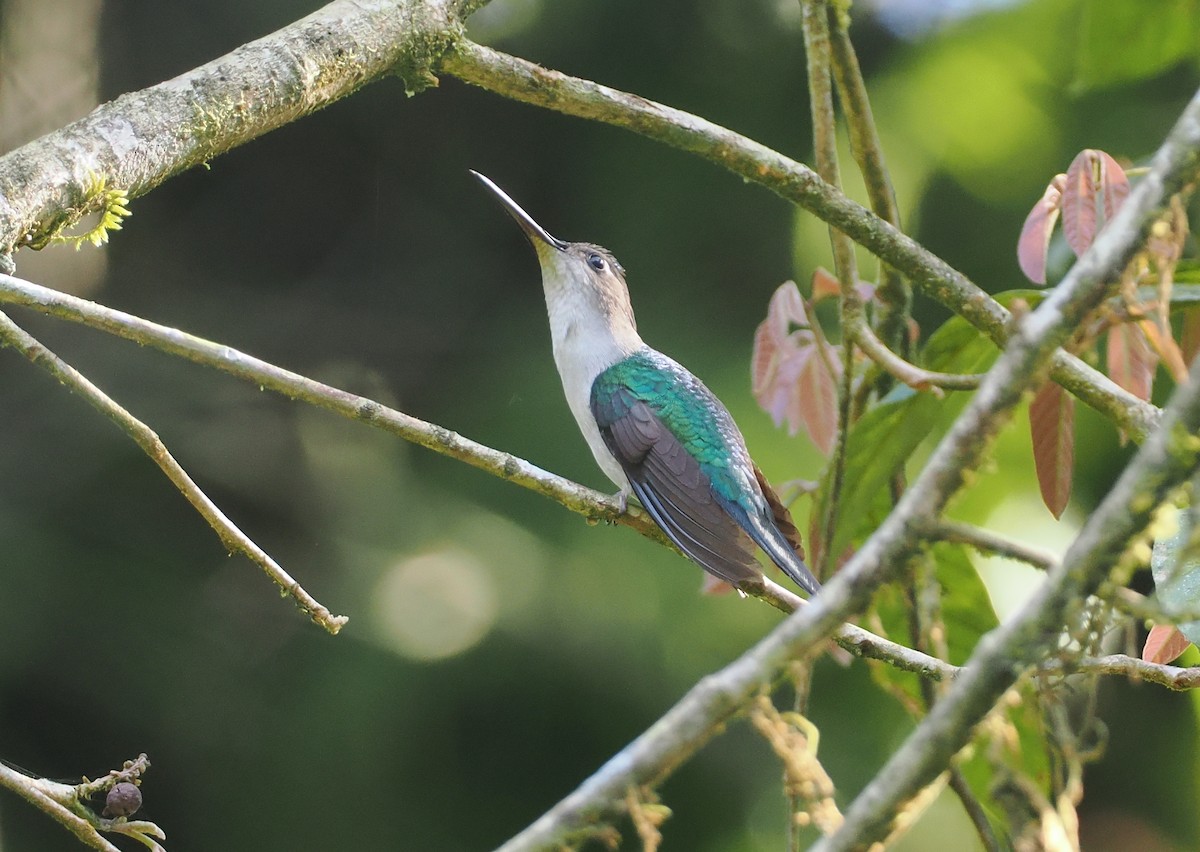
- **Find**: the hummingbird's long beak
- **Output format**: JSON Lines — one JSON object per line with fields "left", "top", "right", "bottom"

{"left": 470, "top": 170, "right": 567, "bottom": 252}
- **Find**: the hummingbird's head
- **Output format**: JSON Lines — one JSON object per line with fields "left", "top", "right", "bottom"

{"left": 471, "top": 170, "right": 639, "bottom": 338}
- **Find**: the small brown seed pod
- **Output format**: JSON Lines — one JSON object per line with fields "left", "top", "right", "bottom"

{"left": 103, "top": 781, "right": 142, "bottom": 818}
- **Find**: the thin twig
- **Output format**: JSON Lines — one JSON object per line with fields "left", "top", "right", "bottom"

{"left": 920, "top": 519, "right": 1059, "bottom": 572}
{"left": 1058, "top": 654, "right": 1200, "bottom": 690}
{"left": 802, "top": 0, "right": 857, "bottom": 579}
{"left": 948, "top": 768, "right": 1002, "bottom": 852}
{"left": 0, "top": 308, "right": 347, "bottom": 635}
{"left": 850, "top": 320, "right": 984, "bottom": 393}
{"left": 0, "top": 762, "right": 120, "bottom": 852}
{"left": 442, "top": 40, "right": 1161, "bottom": 442}
{"left": 0, "top": 757, "right": 165, "bottom": 852}
{"left": 825, "top": 3, "right": 909, "bottom": 355}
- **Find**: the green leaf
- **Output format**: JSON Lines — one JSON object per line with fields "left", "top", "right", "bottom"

{"left": 867, "top": 543, "right": 1001, "bottom": 709}
{"left": 1073, "top": 0, "right": 1200, "bottom": 92}
{"left": 812, "top": 290, "right": 1044, "bottom": 561}
{"left": 935, "top": 543, "right": 1001, "bottom": 666}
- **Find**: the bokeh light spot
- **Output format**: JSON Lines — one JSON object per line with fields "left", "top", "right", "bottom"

{"left": 372, "top": 549, "right": 499, "bottom": 662}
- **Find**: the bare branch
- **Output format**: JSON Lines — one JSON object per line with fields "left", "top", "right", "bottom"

{"left": 920, "top": 519, "right": 1059, "bottom": 572}
{"left": 849, "top": 319, "right": 984, "bottom": 393}
{"left": 442, "top": 40, "right": 1161, "bottom": 441}
{"left": 0, "top": 307, "right": 347, "bottom": 634}
{"left": 1063, "top": 654, "right": 1200, "bottom": 690}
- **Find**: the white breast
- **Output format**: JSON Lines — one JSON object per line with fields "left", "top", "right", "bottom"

{"left": 546, "top": 290, "right": 642, "bottom": 490}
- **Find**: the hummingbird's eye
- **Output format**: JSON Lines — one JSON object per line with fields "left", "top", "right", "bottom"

{"left": 587, "top": 252, "right": 606, "bottom": 271}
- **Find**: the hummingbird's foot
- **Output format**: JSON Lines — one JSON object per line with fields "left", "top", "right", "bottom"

{"left": 614, "top": 487, "right": 631, "bottom": 515}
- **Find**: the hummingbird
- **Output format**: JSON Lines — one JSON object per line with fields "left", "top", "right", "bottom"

{"left": 472, "top": 171, "right": 820, "bottom": 597}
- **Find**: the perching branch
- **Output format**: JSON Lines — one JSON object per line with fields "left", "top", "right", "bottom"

{"left": 441, "top": 40, "right": 1161, "bottom": 441}
{"left": 0, "top": 272, "right": 954, "bottom": 674}
{"left": 0, "top": 308, "right": 347, "bottom": 634}
{"left": 0, "top": 273, "right": 662, "bottom": 542}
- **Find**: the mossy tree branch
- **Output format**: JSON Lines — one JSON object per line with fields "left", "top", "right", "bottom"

{"left": 0, "top": 0, "right": 469, "bottom": 252}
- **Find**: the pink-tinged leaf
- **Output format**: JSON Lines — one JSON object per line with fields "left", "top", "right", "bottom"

{"left": 752, "top": 283, "right": 807, "bottom": 399}
{"left": 797, "top": 345, "right": 841, "bottom": 454}
{"left": 811, "top": 267, "right": 840, "bottom": 302}
{"left": 1029, "top": 382, "right": 1075, "bottom": 519}
{"left": 752, "top": 282, "right": 820, "bottom": 436}
{"left": 754, "top": 343, "right": 812, "bottom": 435}
{"left": 1181, "top": 307, "right": 1200, "bottom": 366}
{"left": 1142, "top": 624, "right": 1191, "bottom": 664}
{"left": 1095, "top": 150, "right": 1131, "bottom": 223}
{"left": 811, "top": 266, "right": 876, "bottom": 303}
{"left": 1017, "top": 174, "right": 1064, "bottom": 284}
{"left": 767, "top": 280, "right": 809, "bottom": 336}
{"left": 1107, "top": 322, "right": 1158, "bottom": 402}
{"left": 751, "top": 317, "right": 781, "bottom": 399}
{"left": 1062, "top": 150, "right": 1130, "bottom": 258}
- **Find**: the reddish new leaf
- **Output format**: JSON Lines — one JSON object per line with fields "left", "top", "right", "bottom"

{"left": 1142, "top": 623, "right": 1191, "bottom": 664}
{"left": 1107, "top": 322, "right": 1158, "bottom": 402}
{"left": 1061, "top": 149, "right": 1130, "bottom": 258}
{"left": 811, "top": 267, "right": 877, "bottom": 303}
{"left": 1017, "top": 174, "right": 1064, "bottom": 285}
{"left": 754, "top": 343, "right": 811, "bottom": 435}
{"left": 752, "top": 282, "right": 811, "bottom": 426}
{"left": 752, "top": 282, "right": 807, "bottom": 394}
{"left": 1029, "top": 382, "right": 1075, "bottom": 519}
{"left": 811, "top": 267, "right": 840, "bottom": 302}
{"left": 797, "top": 344, "right": 840, "bottom": 454}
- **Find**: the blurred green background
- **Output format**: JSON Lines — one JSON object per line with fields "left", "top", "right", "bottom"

{"left": 1, "top": 0, "right": 1198, "bottom": 849}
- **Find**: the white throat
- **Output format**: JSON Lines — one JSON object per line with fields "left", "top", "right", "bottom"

{"left": 538, "top": 251, "right": 644, "bottom": 489}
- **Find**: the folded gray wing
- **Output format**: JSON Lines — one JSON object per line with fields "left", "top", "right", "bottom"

{"left": 602, "top": 397, "right": 762, "bottom": 586}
